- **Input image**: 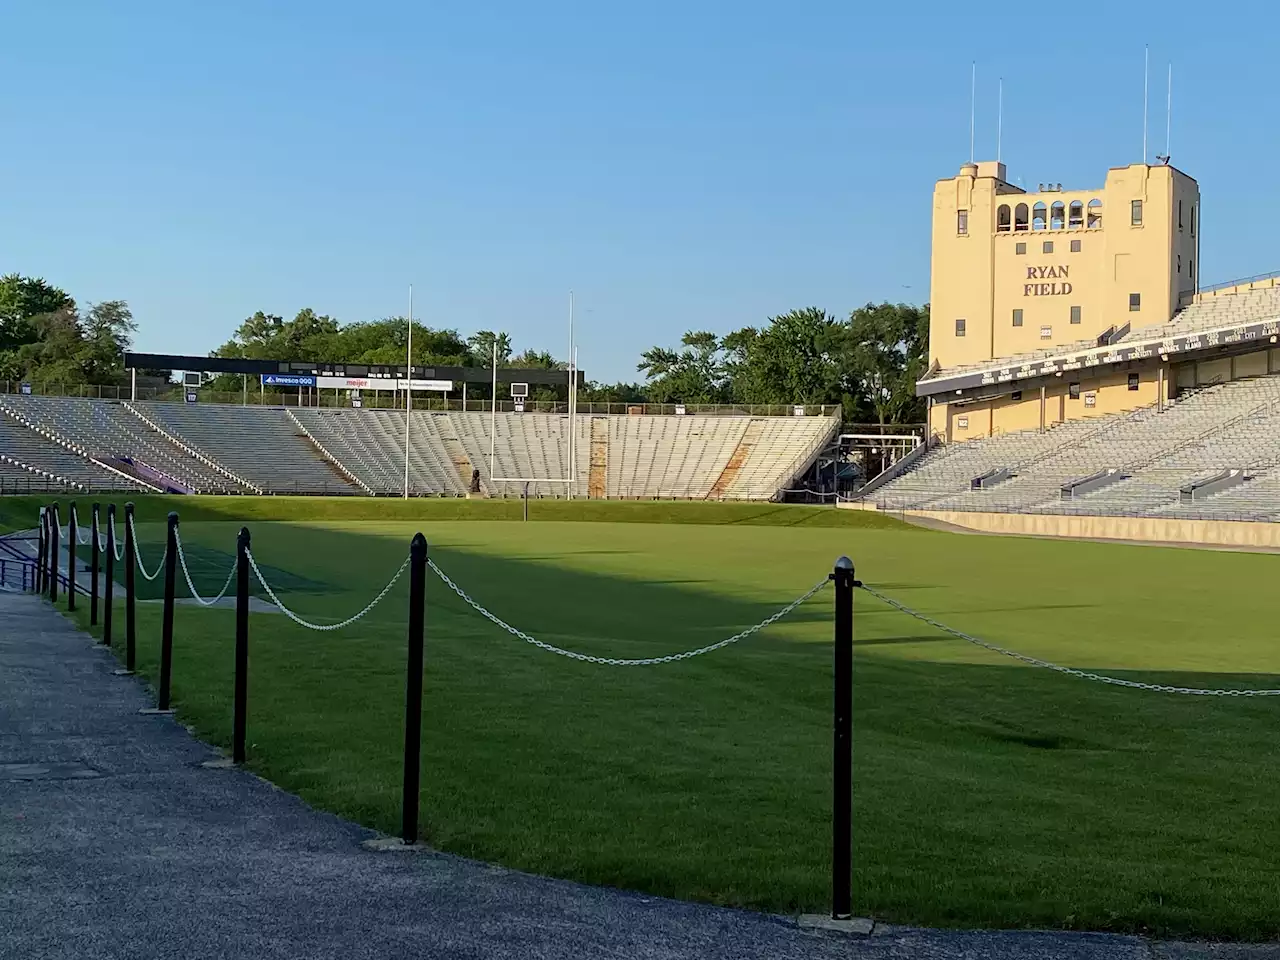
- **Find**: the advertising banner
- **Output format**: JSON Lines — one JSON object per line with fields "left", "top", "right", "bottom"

{"left": 398, "top": 378, "right": 454, "bottom": 392}
{"left": 261, "top": 373, "right": 317, "bottom": 387}
{"left": 315, "top": 375, "right": 380, "bottom": 391}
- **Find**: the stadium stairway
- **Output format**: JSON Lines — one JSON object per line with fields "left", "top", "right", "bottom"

{"left": 707, "top": 420, "right": 761, "bottom": 499}
{"left": 588, "top": 418, "right": 608, "bottom": 499}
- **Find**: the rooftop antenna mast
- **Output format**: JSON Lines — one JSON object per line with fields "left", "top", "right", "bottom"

{"left": 996, "top": 76, "right": 1003, "bottom": 163}
{"left": 1165, "top": 62, "right": 1172, "bottom": 162}
{"left": 969, "top": 62, "right": 976, "bottom": 163}
{"left": 1142, "top": 45, "right": 1149, "bottom": 164}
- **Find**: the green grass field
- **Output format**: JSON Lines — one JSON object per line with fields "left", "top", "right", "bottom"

{"left": 19, "top": 496, "right": 1280, "bottom": 938}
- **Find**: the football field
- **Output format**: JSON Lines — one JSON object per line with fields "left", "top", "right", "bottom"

{"left": 35, "top": 498, "right": 1280, "bottom": 938}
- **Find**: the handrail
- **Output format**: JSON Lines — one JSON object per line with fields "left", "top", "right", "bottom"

{"left": 122, "top": 401, "right": 264, "bottom": 494}
{"left": 0, "top": 400, "right": 160, "bottom": 493}
{"left": 1198, "top": 269, "right": 1280, "bottom": 294}
{"left": 284, "top": 409, "right": 374, "bottom": 495}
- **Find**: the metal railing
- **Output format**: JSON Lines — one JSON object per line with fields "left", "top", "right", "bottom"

{"left": 1197, "top": 269, "right": 1280, "bottom": 295}
{"left": 0, "top": 382, "right": 844, "bottom": 418}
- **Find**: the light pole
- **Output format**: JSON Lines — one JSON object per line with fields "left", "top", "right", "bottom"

{"left": 404, "top": 285, "right": 413, "bottom": 500}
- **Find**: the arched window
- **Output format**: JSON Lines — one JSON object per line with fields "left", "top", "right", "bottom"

{"left": 1068, "top": 200, "right": 1084, "bottom": 229}
{"left": 1032, "top": 201, "right": 1048, "bottom": 231}
{"left": 1050, "top": 201, "right": 1065, "bottom": 229}
{"left": 996, "top": 204, "right": 1011, "bottom": 232}
{"left": 1014, "top": 203, "right": 1029, "bottom": 232}
{"left": 1087, "top": 198, "right": 1103, "bottom": 228}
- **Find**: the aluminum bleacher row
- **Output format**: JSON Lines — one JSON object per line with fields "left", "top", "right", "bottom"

{"left": 0, "top": 397, "right": 837, "bottom": 500}
{"left": 872, "top": 376, "right": 1280, "bottom": 521}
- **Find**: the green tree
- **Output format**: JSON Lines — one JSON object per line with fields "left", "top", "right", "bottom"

{"left": 80, "top": 301, "right": 137, "bottom": 383}
{"left": 722, "top": 308, "right": 844, "bottom": 405}
{"left": 843, "top": 302, "right": 929, "bottom": 425}
{"left": 580, "top": 381, "right": 649, "bottom": 404}
{"left": 637, "top": 331, "right": 729, "bottom": 403}
{"left": 467, "top": 331, "right": 513, "bottom": 366}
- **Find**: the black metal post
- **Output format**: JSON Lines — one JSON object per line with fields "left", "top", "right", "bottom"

{"left": 36, "top": 508, "right": 46, "bottom": 595}
{"left": 523, "top": 482, "right": 529, "bottom": 521}
{"left": 233, "top": 527, "right": 250, "bottom": 764}
{"left": 67, "top": 502, "right": 78, "bottom": 611}
{"left": 401, "top": 533, "right": 427, "bottom": 845}
{"left": 90, "top": 503, "right": 101, "bottom": 626}
{"left": 49, "top": 503, "right": 60, "bottom": 604}
{"left": 831, "top": 555, "right": 855, "bottom": 921}
{"left": 124, "top": 502, "right": 137, "bottom": 673}
{"left": 157, "top": 512, "right": 179, "bottom": 711}
{"left": 103, "top": 504, "right": 116, "bottom": 647}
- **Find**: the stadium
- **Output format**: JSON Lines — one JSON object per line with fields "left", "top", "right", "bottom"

{"left": 8, "top": 152, "right": 1280, "bottom": 951}
{"left": 864, "top": 159, "right": 1280, "bottom": 546}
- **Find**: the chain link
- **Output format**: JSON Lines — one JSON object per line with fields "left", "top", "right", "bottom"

{"left": 128, "top": 515, "right": 167, "bottom": 581}
{"left": 109, "top": 516, "right": 125, "bottom": 562}
{"left": 173, "top": 529, "right": 237, "bottom": 607}
{"left": 428, "top": 557, "right": 829, "bottom": 666}
{"left": 859, "top": 583, "right": 1280, "bottom": 697}
{"left": 246, "top": 548, "right": 409, "bottom": 631}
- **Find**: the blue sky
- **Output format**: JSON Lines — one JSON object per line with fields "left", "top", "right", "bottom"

{"left": 2, "top": 0, "right": 1277, "bottom": 382}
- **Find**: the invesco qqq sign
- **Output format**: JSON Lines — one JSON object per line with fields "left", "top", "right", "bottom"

{"left": 1023, "top": 264, "right": 1072, "bottom": 297}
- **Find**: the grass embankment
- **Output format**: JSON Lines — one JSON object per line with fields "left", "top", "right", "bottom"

{"left": 60, "top": 516, "right": 1280, "bottom": 938}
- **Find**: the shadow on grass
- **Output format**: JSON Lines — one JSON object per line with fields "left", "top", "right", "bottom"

{"left": 67, "top": 521, "right": 1280, "bottom": 940}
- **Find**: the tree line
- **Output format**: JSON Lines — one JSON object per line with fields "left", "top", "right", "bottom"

{"left": 0, "top": 273, "right": 929, "bottom": 424}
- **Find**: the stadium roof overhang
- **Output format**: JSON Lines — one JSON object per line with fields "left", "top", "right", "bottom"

{"left": 915, "top": 317, "right": 1280, "bottom": 401}
{"left": 125, "top": 352, "right": 584, "bottom": 387}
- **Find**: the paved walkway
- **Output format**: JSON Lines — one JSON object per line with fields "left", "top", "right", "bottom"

{"left": 0, "top": 589, "right": 1255, "bottom": 960}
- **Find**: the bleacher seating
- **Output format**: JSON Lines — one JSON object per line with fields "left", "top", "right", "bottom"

{"left": 0, "top": 414, "right": 143, "bottom": 491}
{"left": 0, "top": 395, "right": 247, "bottom": 493}
{"left": 0, "top": 397, "right": 836, "bottom": 500}
{"left": 873, "top": 377, "right": 1280, "bottom": 520}
{"left": 138, "top": 403, "right": 358, "bottom": 495}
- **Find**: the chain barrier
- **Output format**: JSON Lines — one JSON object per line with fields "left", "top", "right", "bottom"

{"left": 173, "top": 529, "right": 237, "bottom": 607}
{"left": 428, "top": 557, "right": 830, "bottom": 666}
{"left": 859, "top": 583, "right": 1280, "bottom": 697}
{"left": 128, "top": 516, "right": 167, "bottom": 581}
{"left": 246, "top": 548, "right": 409, "bottom": 631}
{"left": 109, "top": 516, "right": 125, "bottom": 562}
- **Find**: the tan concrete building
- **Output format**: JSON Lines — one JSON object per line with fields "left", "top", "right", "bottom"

{"left": 918, "top": 160, "right": 1280, "bottom": 441}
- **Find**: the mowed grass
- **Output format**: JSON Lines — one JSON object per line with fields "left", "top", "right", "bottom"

{"left": 63, "top": 512, "right": 1280, "bottom": 938}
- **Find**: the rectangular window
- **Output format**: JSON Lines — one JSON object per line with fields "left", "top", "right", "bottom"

{"left": 1128, "top": 373, "right": 1140, "bottom": 391}
{"left": 1070, "top": 239, "right": 1081, "bottom": 253}
{"left": 1190, "top": 259, "right": 1195, "bottom": 283}
{"left": 1178, "top": 200, "right": 1183, "bottom": 231}
{"left": 1070, "top": 305, "right": 1082, "bottom": 324}
{"left": 1131, "top": 199, "right": 1143, "bottom": 225}
{"left": 1191, "top": 205, "right": 1197, "bottom": 237}
{"left": 1015, "top": 242, "right": 1027, "bottom": 255}
{"left": 1129, "top": 293, "right": 1141, "bottom": 311}
{"left": 1178, "top": 255, "right": 1182, "bottom": 274}
{"left": 1011, "top": 390, "right": 1022, "bottom": 401}
{"left": 1042, "top": 240, "right": 1054, "bottom": 254}
{"left": 957, "top": 210, "right": 969, "bottom": 235}
{"left": 1040, "top": 325, "right": 1052, "bottom": 340}
{"left": 1069, "top": 382, "right": 1081, "bottom": 399}
{"left": 1012, "top": 309, "right": 1023, "bottom": 327}
{"left": 955, "top": 318, "right": 966, "bottom": 337}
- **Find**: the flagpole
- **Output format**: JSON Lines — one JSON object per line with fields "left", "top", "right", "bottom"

{"left": 404, "top": 284, "right": 412, "bottom": 499}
